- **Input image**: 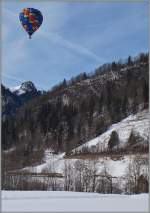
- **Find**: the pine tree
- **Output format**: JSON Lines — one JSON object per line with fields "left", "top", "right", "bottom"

{"left": 108, "top": 131, "right": 119, "bottom": 149}
{"left": 127, "top": 56, "right": 133, "bottom": 66}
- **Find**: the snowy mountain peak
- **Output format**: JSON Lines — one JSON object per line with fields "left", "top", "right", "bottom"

{"left": 10, "top": 81, "right": 37, "bottom": 96}
{"left": 20, "top": 81, "right": 37, "bottom": 92}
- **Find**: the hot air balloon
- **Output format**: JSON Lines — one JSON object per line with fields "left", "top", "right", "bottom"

{"left": 19, "top": 8, "right": 43, "bottom": 39}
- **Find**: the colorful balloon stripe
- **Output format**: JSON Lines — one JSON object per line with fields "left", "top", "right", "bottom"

{"left": 19, "top": 8, "right": 43, "bottom": 38}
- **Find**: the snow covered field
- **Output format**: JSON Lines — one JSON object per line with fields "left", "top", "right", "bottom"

{"left": 2, "top": 191, "right": 149, "bottom": 212}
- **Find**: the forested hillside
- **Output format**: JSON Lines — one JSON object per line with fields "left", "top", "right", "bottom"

{"left": 2, "top": 53, "right": 149, "bottom": 170}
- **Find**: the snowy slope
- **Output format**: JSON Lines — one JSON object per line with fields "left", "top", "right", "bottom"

{"left": 22, "top": 110, "right": 148, "bottom": 178}
{"left": 9, "top": 85, "right": 21, "bottom": 93}
{"left": 24, "top": 152, "right": 66, "bottom": 173}
{"left": 72, "top": 109, "right": 148, "bottom": 152}
{"left": 23, "top": 152, "right": 147, "bottom": 178}
{"left": 2, "top": 191, "right": 149, "bottom": 212}
{"left": 10, "top": 85, "right": 26, "bottom": 95}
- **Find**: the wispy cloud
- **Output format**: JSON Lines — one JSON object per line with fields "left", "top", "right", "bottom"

{"left": 2, "top": 73, "right": 24, "bottom": 83}
{"left": 39, "top": 31, "right": 104, "bottom": 63}
{"left": 2, "top": 2, "right": 148, "bottom": 90}
{"left": 2, "top": 73, "right": 46, "bottom": 90}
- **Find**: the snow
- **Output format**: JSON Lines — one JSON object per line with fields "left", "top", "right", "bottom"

{"left": 96, "top": 156, "right": 131, "bottom": 177}
{"left": 3, "top": 147, "right": 16, "bottom": 153}
{"left": 22, "top": 152, "right": 148, "bottom": 179}
{"left": 20, "top": 110, "right": 148, "bottom": 179}
{"left": 15, "top": 89, "right": 26, "bottom": 95}
{"left": 73, "top": 109, "right": 148, "bottom": 152}
{"left": 2, "top": 191, "right": 149, "bottom": 212}
{"left": 9, "top": 85, "right": 21, "bottom": 92}
{"left": 9, "top": 85, "right": 26, "bottom": 95}
{"left": 22, "top": 152, "right": 66, "bottom": 173}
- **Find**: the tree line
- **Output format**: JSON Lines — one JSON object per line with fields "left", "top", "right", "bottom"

{"left": 2, "top": 156, "right": 149, "bottom": 194}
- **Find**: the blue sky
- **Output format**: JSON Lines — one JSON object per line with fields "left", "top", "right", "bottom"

{"left": 2, "top": 1, "right": 148, "bottom": 90}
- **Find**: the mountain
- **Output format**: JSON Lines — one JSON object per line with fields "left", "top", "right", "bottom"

{"left": 2, "top": 81, "right": 40, "bottom": 119}
{"left": 2, "top": 53, "right": 149, "bottom": 169}
{"left": 20, "top": 110, "right": 148, "bottom": 177}
{"left": 10, "top": 81, "right": 37, "bottom": 96}
{"left": 3, "top": 110, "right": 149, "bottom": 194}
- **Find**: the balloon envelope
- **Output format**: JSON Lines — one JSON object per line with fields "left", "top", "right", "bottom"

{"left": 19, "top": 8, "right": 43, "bottom": 38}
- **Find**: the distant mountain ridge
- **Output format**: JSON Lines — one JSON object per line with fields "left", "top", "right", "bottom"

{"left": 2, "top": 81, "right": 40, "bottom": 119}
